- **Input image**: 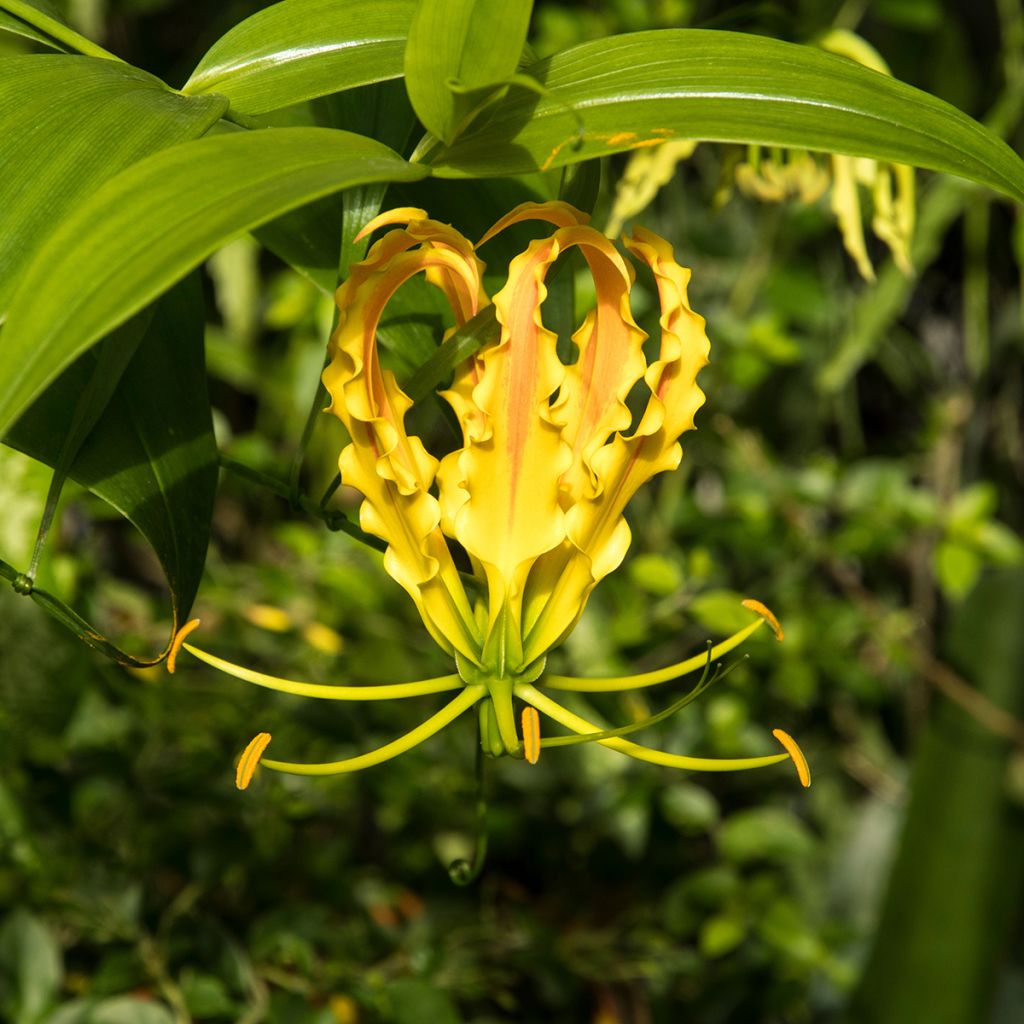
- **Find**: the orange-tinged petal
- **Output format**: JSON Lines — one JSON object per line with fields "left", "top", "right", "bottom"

{"left": 325, "top": 226, "right": 486, "bottom": 660}
{"left": 438, "top": 233, "right": 573, "bottom": 650}
{"left": 477, "top": 200, "right": 590, "bottom": 247}
{"left": 549, "top": 227, "right": 646, "bottom": 504}
{"left": 524, "top": 229, "right": 709, "bottom": 660}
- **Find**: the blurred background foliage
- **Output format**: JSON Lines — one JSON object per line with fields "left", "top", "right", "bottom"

{"left": 2, "top": 1, "right": 1024, "bottom": 1022}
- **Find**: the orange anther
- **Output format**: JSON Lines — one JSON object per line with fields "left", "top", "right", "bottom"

{"left": 167, "top": 618, "right": 201, "bottom": 674}
{"left": 522, "top": 706, "right": 541, "bottom": 765}
{"left": 772, "top": 729, "right": 811, "bottom": 788}
{"left": 742, "top": 599, "right": 784, "bottom": 641}
{"left": 235, "top": 732, "right": 272, "bottom": 790}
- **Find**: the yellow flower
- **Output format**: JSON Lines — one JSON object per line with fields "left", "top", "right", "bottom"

{"left": 170, "top": 202, "right": 809, "bottom": 791}
{"left": 736, "top": 30, "right": 915, "bottom": 281}
{"left": 604, "top": 30, "right": 915, "bottom": 282}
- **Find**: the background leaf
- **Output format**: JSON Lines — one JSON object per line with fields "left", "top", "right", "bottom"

{"left": 3, "top": 276, "right": 217, "bottom": 663}
{"left": 181, "top": 0, "right": 415, "bottom": 115}
{"left": 850, "top": 569, "right": 1024, "bottom": 1023}
{"left": 0, "top": 909, "right": 63, "bottom": 1024}
{"left": 0, "top": 127, "right": 428, "bottom": 437}
{"left": 404, "top": 0, "right": 533, "bottom": 143}
{"left": 428, "top": 29, "right": 1024, "bottom": 205}
{"left": 0, "top": 56, "right": 227, "bottom": 320}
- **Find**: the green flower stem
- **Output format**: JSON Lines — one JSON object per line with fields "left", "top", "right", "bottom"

{"left": 487, "top": 677, "right": 521, "bottom": 756}
{"left": 183, "top": 643, "right": 464, "bottom": 700}
{"left": 261, "top": 684, "right": 486, "bottom": 776}
{"left": 515, "top": 683, "right": 789, "bottom": 773}
{"left": 0, "top": 0, "right": 124, "bottom": 61}
{"left": 218, "top": 454, "right": 385, "bottom": 553}
{"left": 544, "top": 618, "right": 765, "bottom": 692}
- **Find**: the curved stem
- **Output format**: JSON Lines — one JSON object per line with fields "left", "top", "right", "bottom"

{"left": 515, "top": 683, "right": 789, "bottom": 774}
{"left": 0, "top": 0, "right": 124, "bottom": 61}
{"left": 184, "top": 642, "right": 463, "bottom": 700}
{"left": 448, "top": 723, "right": 490, "bottom": 885}
{"left": 544, "top": 618, "right": 766, "bottom": 692}
{"left": 261, "top": 685, "right": 486, "bottom": 776}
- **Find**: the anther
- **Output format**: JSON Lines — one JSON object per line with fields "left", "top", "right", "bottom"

{"left": 167, "top": 618, "right": 201, "bottom": 674}
{"left": 742, "top": 599, "right": 784, "bottom": 641}
{"left": 522, "top": 706, "right": 541, "bottom": 765}
{"left": 772, "top": 728, "right": 811, "bottom": 787}
{"left": 236, "top": 732, "right": 272, "bottom": 790}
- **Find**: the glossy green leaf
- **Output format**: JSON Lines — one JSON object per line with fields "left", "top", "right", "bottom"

{"left": 0, "top": 127, "right": 428, "bottom": 437}
{"left": 405, "top": 0, "right": 533, "bottom": 143}
{"left": 0, "top": 56, "right": 227, "bottom": 319}
{"left": 256, "top": 80, "right": 419, "bottom": 292}
{"left": 182, "top": 0, "right": 415, "bottom": 115}
{"left": 3, "top": 277, "right": 217, "bottom": 665}
{"left": 429, "top": 29, "right": 1024, "bottom": 205}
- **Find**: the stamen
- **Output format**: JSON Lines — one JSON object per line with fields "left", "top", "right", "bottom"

{"left": 522, "top": 706, "right": 541, "bottom": 764}
{"left": 516, "top": 683, "right": 791, "bottom": 775}
{"left": 545, "top": 612, "right": 768, "bottom": 692}
{"left": 167, "top": 618, "right": 201, "bottom": 674}
{"left": 772, "top": 728, "right": 811, "bottom": 788}
{"left": 741, "top": 599, "right": 784, "bottom": 641}
{"left": 236, "top": 732, "right": 272, "bottom": 790}
{"left": 182, "top": 642, "right": 463, "bottom": 700}
{"left": 257, "top": 685, "right": 486, "bottom": 777}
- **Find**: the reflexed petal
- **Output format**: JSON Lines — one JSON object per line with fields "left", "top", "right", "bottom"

{"left": 324, "top": 220, "right": 486, "bottom": 659}
{"left": 524, "top": 228, "right": 709, "bottom": 660}
{"left": 831, "top": 154, "right": 875, "bottom": 281}
{"left": 476, "top": 199, "right": 591, "bottom": 246}
{"left": 438, "top": 231, "right": 573, "bottom": 655}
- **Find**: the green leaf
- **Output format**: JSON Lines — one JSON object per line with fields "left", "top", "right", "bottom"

{"left": 0, "top": 127, "right": 428, "bottom": 438}
{"left": 0, "top": 909, "right": 63, "bottom": 1024}
{"left": 0, "top": 1, "right": 121, "bottom": 61}
{"left": 428, "top": 29, "right": 1024, "bottom": 205}
{"left": 388, "top": 980, "right": 461, "bottom": 1024}
{"left": 182, "top": 0, "right": 416, "bottom": 115}
{"left": 851, "top": 570, "right": 1024, "bottom": 1023}
{"left": 0, "top": 56, "right": 227, "bottom": 320}
{"left": 0, "top": 10, "right": 66, "bottom": 50}
{"left": 405, "top": 0, "right": 533, "bottom": 143}
{"left": 4, "top": 277, "right": 217, "bottom": 664}
{"left": 86, "top": 999, "right": 175, "bottom": 1024}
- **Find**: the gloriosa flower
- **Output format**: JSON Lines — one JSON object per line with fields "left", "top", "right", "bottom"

{"left": 734, "top": 30, "right": 915, "bottom": 281}
{"left": 605, "top": 30, "right": 914, "bottom": 282}
{"left": 169, "top": 201, "right": 809, "bottom": 791}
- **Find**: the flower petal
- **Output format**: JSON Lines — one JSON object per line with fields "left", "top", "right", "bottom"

{"left": 438, "top": 232, "right": 573, "bottom": 659}
{"left": 324, "top": 226, "right": 486, "bottom": 660}
{"left": 524, "top": 228, "right": 709, "bottom": 659}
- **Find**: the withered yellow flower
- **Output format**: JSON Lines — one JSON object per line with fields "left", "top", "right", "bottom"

{"left": 172, "top": 202, "right": 808, "bottom": 790}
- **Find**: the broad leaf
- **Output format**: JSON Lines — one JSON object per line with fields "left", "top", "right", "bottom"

{"left": 428, "top": 29, "right": 1024, "bottom": 206}
{"left": 0, "top": 56, "right": 227, "bottom": 319}
{"left": 405, "top": 0, "right": 532, "bottom": 143}
{"left": 182, "top": 0, "right": 415, "bottom": 115}
{"left": 3, "top": 277, "right": 217, "bottom": 665}
{"left": 0, "top": 127, "right": 429, "bottom": 437}
{"left": 255, "top": 80, "right": 419, "bottom": 292}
